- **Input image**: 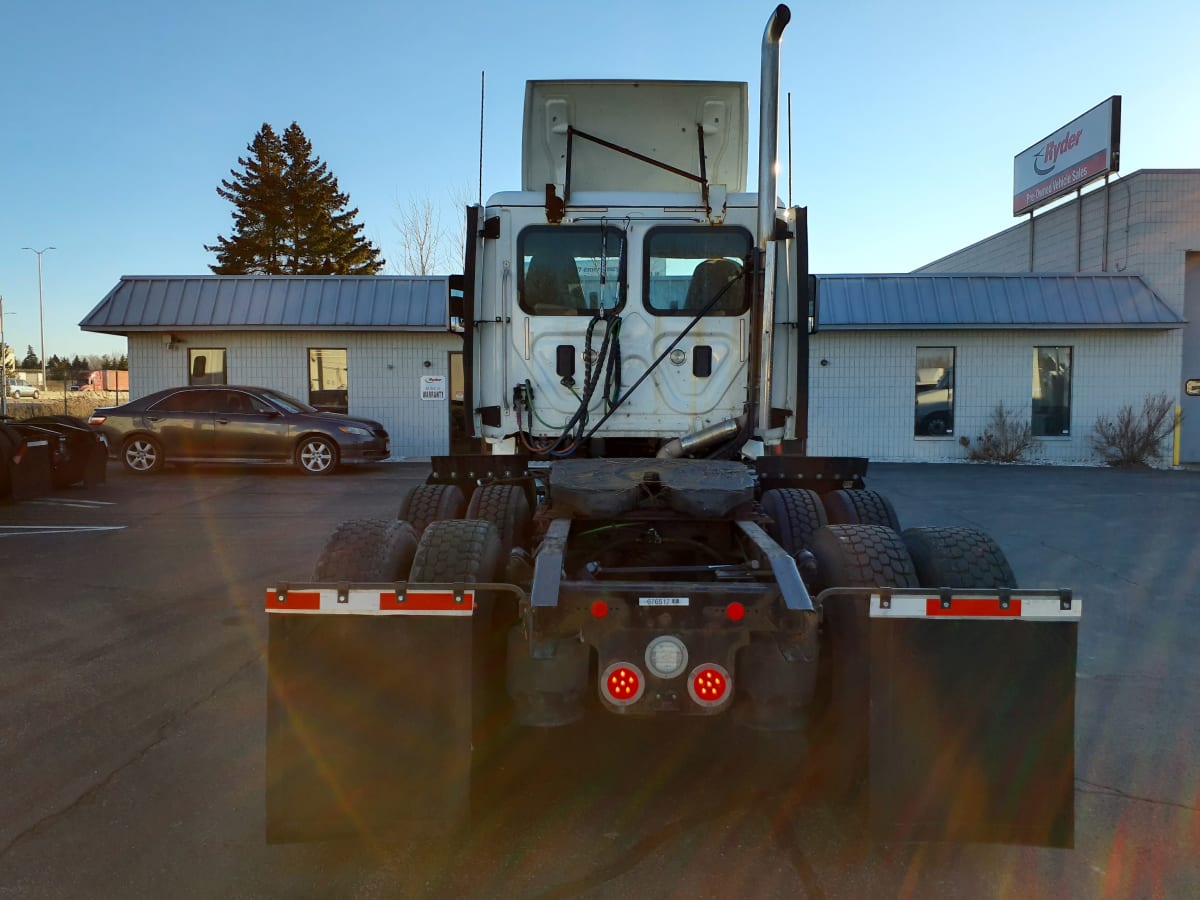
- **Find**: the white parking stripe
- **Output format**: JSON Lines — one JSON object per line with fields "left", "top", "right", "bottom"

{"left": 0, "top": 525, "right": 127, "bottom": 537}
{"left": 27, "top": 498, "right": 116, "bottom": 508}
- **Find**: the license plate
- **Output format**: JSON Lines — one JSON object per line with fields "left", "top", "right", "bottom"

{"left": 639, "top": 597, "right": 689, "bottom": 607}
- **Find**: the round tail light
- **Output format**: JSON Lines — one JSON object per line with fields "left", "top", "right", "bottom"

{"left": 688, "top": 664, "right": 732, "bottom": 708}
{"left": 600, "top": 661, "right": 644, "bottom": 706}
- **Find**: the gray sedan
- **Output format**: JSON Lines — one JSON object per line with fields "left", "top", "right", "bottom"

{"left": 88, "top": 385, "right": 390, "bottom": 475}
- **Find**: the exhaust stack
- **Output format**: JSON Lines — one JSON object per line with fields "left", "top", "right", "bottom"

{"left": 757, "top": 4, "right": 791, "bottom": 248}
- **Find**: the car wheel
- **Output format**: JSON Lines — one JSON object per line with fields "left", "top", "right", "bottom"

{"left": 296, "top": 435, "right": 337, "bottom": 475}
{"left": 122, "top": 435, "right": 163, "bottom": 473}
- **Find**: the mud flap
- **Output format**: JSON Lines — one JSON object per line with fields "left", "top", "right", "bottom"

{"left": 10, "top": 440, "right": 53, "bottom": 500}
{"left": 85, "top": 441, "right": 108, "bottom": 485}
{"left": 868, "top": 591, "right": 1079, "bottom": 847}
{"left": 266, "top": 604, "right": 474, "bottom": 843}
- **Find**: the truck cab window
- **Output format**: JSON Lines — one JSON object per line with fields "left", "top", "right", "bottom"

{"left": 519, "top": 226, "right": 624, "bottom": 316}
{"left": 644, "top": 227, "right": 751, "bottom": 316}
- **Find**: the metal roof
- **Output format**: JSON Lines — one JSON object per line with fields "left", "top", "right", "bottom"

{"left": 79, "top": 276, "right": 449, "bottom": 335}
{"left": 814, "top": 274, "right": 1184, "bottom": 331}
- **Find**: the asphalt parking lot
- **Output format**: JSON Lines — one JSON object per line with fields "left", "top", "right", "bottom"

{"left": 0, "top": 460, "right": 1197, "bottom": 899}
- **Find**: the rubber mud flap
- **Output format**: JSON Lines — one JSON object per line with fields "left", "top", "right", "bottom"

{"left": 868, "top": 615, "right": 1077, "bottom": 847}
{"left": 85, "top": 440, "right": 108, "bottom": 485}
{"left": 10, "top": 438, "right": 53, "bottom": 500}
{"left": 266, "top": 613, "right": 473, "bottom": 843}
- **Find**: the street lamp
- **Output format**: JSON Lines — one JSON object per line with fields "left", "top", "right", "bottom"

{"left": 21, "top": 245, "right": 55, "bottom": 394}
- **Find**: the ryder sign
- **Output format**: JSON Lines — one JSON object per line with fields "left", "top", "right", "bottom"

{"left": 1013, "top": 96, "right": 1121, "bottom": 215}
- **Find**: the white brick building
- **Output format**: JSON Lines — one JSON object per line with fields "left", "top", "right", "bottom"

{"left": 80, "top": 277, "right": 461, "bottom": 459}
{"left": 806, "top": 274, "right": 1182, "bottom": 463}
{"left": 915, "top": 169, "right": 1200, "bottom": 463}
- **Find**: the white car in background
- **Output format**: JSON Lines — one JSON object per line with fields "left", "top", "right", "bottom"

{"left": 6, "top": 379, "right": 40, "bottom": 400}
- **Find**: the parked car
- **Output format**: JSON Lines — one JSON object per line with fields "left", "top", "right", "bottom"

{"left": 87, "top": 385, "right": 390, "bottom": 475}
{"left": 6, "top": 379, "right": 39, "bottom": 399}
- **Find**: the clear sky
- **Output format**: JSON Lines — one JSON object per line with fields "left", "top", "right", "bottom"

{"left": 2, "top": 0, "right": 1197, "bottom": 359}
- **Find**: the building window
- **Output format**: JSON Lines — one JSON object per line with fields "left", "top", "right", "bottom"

{"left": 188, "top": 349, "right": 227, "bottom": 385}
{"left": 915, "top": 347, "right": 955, "bottom": 437}
{"left": 308, "top": 348, "right": 348, "bottom": 413}
{"left": 518, "top": 225, "right": 625, "bottom": 315}
{"left": 643, "top": 226, "right": 751, "bottom": 316}
{"left": 1033, "top": 347, "right": 1072, "bottom": 436}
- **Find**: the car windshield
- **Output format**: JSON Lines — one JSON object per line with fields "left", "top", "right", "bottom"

{"left": 259, "top": 389, "right": 317, "bottom": 414}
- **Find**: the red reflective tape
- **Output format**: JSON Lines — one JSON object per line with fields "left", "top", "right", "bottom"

{"left": 379, "top": 589, "right": 475, "bottom": 611}
{"left": 924, "top": 597, "right": 1022, "bottom": 617}
{"left": 266, "top": 589, "right": 321, "bottom": 611}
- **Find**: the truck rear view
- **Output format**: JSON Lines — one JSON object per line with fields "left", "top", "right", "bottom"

{"left": 266, "top": 4, "right": 1080, "bottom": 849}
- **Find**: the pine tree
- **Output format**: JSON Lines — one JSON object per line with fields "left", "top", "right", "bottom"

{"left": 22, "top": 345, "right": 39, "bottom": 368}
{"left": 206, "top": 122, "right": 384, "bottom": 275}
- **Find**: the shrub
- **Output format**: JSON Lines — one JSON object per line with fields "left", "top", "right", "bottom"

{"left": 1091, "top": 394, "right": 1176, "bottom": 467}
{"left": 961, "top": 404, "right": 1034, "bottom": 463}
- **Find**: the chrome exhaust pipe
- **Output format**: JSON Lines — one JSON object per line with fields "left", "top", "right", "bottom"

{"left": 757, "top": 4, "right": 791, "bottom": 249}
{"left": 656, "top": 415, "right": 749, "bottom": 459}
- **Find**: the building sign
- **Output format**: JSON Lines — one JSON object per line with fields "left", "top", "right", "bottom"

{"left": 420, "top": 375, "right": 446, "bottom": 401}
{"left": 1013, "top": 96, "right": 1121, "bottom": 216}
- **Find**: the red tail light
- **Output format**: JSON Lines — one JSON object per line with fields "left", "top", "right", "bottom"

{"left": 688, "top": 664, "right": 731, "bottom": 708}
{"left": 601, "top": 662, "right": 644, "bottom": 706}
{"left": 88, "top": 415, "right": 107, "bottom": 425}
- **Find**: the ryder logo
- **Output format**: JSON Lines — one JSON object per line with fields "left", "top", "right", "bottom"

{"left": 1033, "top": 129, "right": 1083, "bottom": 175}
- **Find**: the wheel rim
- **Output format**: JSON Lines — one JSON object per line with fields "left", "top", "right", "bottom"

{"left": 299, "top": 440, "right": 333, "bottom": 472}
{"left": 125, "top": 439, "right": 157, "bottom": 471}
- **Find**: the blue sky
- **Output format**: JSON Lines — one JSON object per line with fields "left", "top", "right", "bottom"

{"left": 2, "top": 0, "right": 1197, "bottom": 358}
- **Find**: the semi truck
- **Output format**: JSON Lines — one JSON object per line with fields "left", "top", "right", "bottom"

{"left": 266, "top": 5, "right": 1080, "bottom": 847}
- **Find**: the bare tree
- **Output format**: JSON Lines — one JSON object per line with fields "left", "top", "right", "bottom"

{"left": 393, "top": 184, "right": 477, "bottom": 276}
{"left": 394, "top": 196, "right": 446, "bottom": 275}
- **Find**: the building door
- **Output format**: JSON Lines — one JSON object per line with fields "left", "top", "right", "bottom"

{"left": 448, "top": 351, "right": 474, "bottom": 454}
{"left": 1181, "top": 252, "right": 1200, "bottom": 464}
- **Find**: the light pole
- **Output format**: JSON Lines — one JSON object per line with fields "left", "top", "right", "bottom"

{"left": 0, "top": 293, "right": 14, "bottom": 417}
{"left": 21, "top": 245, "right": 55, "bottom": 393}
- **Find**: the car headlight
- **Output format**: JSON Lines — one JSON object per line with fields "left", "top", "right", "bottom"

{"left": 337, "top": 425, "right": 371, "bottom": 437}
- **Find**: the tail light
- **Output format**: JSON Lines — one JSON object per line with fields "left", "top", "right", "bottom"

{"left": 88, "top": 415, "right": 107, "bottom": 425}
{"left": 688, "top": 664, "right": 732, "bottom": 708}
{"left": 600, "top": 661, "right": 644, "bottom": 706}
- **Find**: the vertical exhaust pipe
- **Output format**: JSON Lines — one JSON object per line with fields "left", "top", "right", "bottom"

{"left": 757, "top": 4, "right": 791, "bottom": 248}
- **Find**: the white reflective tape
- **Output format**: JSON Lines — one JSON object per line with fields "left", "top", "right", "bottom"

{"left": 869, "top": 593, "right": 1081, "bottom": 621}
{"left": 265, "top": 587, "right": 475, "bottom": 616}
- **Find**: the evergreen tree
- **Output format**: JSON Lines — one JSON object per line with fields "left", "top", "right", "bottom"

{"left": 206, "top": 122, "right": 384, "bottom": 275}
{"left": 22, "top": 345, "right": 39, "bottom": 368}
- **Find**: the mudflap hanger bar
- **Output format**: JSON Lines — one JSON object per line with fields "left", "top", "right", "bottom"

{"left": 821, "top": 584, "right": 1081, "bottom": 847}
{"left": 267, "top": 582, "right": 529, "bottom": 614}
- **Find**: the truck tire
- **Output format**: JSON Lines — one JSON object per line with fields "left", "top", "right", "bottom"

{"left": 410, "top": 519, "right": 509, "bottom": 762}
{"left": 822, "top": 488, "right": 901, "bottom": 531}
{"left": 312, "top": 518, "right": 418, "bottom": 581}
{"left": 760, "top": 487, "right": 827, "bottom": 558}
{"left": 397, "top": 483, "right": 466, "bottom": 535}
{"left": 464, "top": 484, "right": 531, "bottom": 562}
{"left": 809, "top": 525, "right": 919, "bottom": 803}
{"left": 902, "top": 526, "right": 1018, "bottom": 589}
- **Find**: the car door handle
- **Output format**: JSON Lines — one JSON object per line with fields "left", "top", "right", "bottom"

{"left": 216, "top": 418, "right": 230, "bottom": 425}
